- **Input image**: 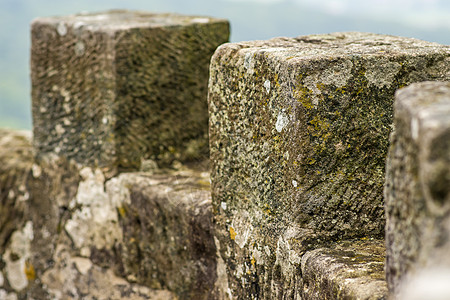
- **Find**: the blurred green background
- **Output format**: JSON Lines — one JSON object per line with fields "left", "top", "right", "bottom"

{"left": 1, "top": 0, "right": 449, "bottom": 129}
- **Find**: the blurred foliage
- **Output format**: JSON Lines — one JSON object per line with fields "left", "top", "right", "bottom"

{"left": 1, "top": 0, "right": 449, "bottom": 129}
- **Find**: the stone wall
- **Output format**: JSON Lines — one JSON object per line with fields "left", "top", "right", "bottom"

{"left": 1, "top": 10, "right": 450, "bottom": 300}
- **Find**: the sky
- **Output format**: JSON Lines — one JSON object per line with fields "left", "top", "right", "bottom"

{"left": 229, "top": 0, "right": 450, "bottom": 29}
{"left": 293, "top": 0, "right": 450, "bottom": 29}
{"left": 0, "top": 0, "right": 449, "bottom": 129}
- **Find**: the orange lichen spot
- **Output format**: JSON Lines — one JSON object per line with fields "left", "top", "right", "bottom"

{"left": 230, "top": 227, "right": 237, "bottom": 240}
{"left": 251, "top": 256, "right": 256, "bottom": 266}
{"left": 25, "top": 260, "right": 36, "bottom": 281}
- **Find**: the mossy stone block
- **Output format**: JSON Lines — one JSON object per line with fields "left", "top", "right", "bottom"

{"left": 31, "top": 10, "right": 229, "bottom": 177}
{"left": 208, "top": 32, "right": 450, "bottom": 298}
{"left": 385, "top": 81, "right": 450, "bottom": 296}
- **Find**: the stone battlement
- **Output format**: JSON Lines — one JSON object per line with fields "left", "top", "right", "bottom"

{"left": 0, "top": 10, "right": 449, "bottom": 300}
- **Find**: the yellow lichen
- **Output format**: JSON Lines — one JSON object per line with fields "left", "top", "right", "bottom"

{"left": 117, "top": 206, "right": 127, "bottom": 218}
{"left": 293, "top": 74, "right": 314, "bottom": 109}
{"left": 310, "top": 115, "right": 330, "bottom": 134}
{"left": 307, "top": 158, "right": 316, "bottom": 165}
{"left": 263, "top": 203, "right": 274, "bottom": 215}
{"left": 294, "top": 85, "right": 314, "bottom": 109}
{"left": 230, "top": 226, "right": 237, "bottom": 240}
{"left": 197, "top": 179, "right": 210, "bottom": 188}
{"left": 274, "top": 73, "right": 280, "bottom": 88}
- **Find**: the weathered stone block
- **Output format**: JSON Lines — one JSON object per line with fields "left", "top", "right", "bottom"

{"left": 208, "top": 32, "right": 450, "bottom": 297}
{"left": 31, "top": 10, "right": 229, "bottom": 176}
{"left": 385, "top": 81, "right": 450, "bottom": 296}
{"left": 106, "top": 169, "right": 218, "bottom": 300}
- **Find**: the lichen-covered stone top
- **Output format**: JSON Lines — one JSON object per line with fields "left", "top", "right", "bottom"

{"left": 227, "top": 31, "right": 449, "bottom": 58}
{"left": 33, "top": 9, "right": 227, "bottom": 34}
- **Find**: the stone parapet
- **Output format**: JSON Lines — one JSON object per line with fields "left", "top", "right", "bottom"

{"left": 31, "top": 10, "right": 229, "bottom": 177}
{"left": 208, "top": 32, "right": 450, "bottom": 298}
{"left": 3, "top": 16, "right": 450, "bottom": 298}
{"left": 385, "top": 81, "right": 450, "bottom": 297}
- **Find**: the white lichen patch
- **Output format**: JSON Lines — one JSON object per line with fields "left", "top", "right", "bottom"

{"left": 251, "top": 246, "right": 267, "bottom": 266}
{"left": 274, "top": 231, "right": 302, "bottom": 281}
{"left": 304, "top": 60, "right": 353, "bottom": 93}
{"left": 244, "top": 52, "right": 255, "bottom": 74}
{"left": 365, "top": 59, "right": 401, "bottom": 88}
{"left": 276, "top": 112, "right": 289, "bottom": 133}
{"left": 56, "top": 22, "right": 67, "bottom": 36}
{"left": 55, "top": 124, "right": 65, "bottom": 135}
{"left": 73, "top": 257, "right": 93, "bottom": 275}
{"left": 191, "top": 17, "right": 210, "bottom": 24}
{"left": 231, "top": 211, "right": 254, "bottom": 249}
{"left": 65, "top": 168, "right": 122, "bottom": 250}
{"left": 74, "top": 41, "right": 85, "bottom": 56}
{"left": 264, "top": 80, "right": 271, "bottom": 94}
{"left": 4, "top": 222, "right": 34, "bottom": 291}
{"left": 0, "top": 290, "right": 17, "bottom": 300}
{"left": 214, "top": 237, "right": 232, "bottom": 299}
{"left": 292, "top": 180, "right": 298, "bottom": 187}
{"left": 221, "top": 202, "right": 227, "bottom": 210}
{"left": 73, "top": 21, "right": 85, "bottom": 32}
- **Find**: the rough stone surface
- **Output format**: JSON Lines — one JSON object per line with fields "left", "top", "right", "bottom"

{"left": 38, "top": 244, "right": 177, "bottom": 300}
{"left": 208, "top": 32, "right": 450, "bottom": 298}
{"left": 31, "top": 10, "right": 229, "bottom": 177}
{"left": 301, "top": 239, "right": 386, "bottom": 300}
{"left": 385, "top": 81, "right": 450, "bottom": 297}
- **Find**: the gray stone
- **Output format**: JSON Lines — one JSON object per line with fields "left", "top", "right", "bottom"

{"left": 208, "top": 32, "right": 450, "bottom": 298}
{"left": 385, "top": 81, "right": 450, "bottom": 296}
{"left": 31, "top": 10, "right": 229, "bottom": 177}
